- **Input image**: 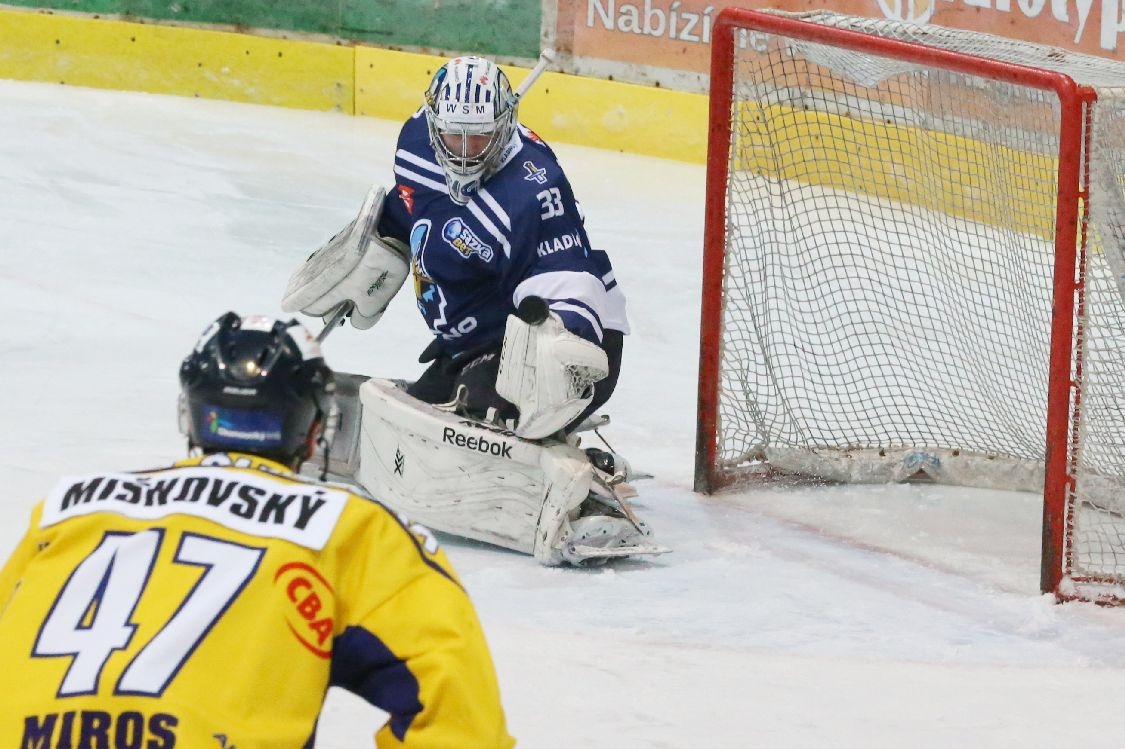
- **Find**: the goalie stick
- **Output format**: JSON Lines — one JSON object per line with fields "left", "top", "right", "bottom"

{"left": 316, "top": 301, "right": 354, "bottom": 343}
{"left": 515, "top": 49, "right": 555, "bottom": 101}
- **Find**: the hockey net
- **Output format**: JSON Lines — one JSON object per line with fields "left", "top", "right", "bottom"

{"left": 696, "top": 8, "right": 1125, "bottom": 601}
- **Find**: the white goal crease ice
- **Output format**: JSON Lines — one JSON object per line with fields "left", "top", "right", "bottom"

{"left": 695, "top": 8, "right": 1125, "bottom": 603}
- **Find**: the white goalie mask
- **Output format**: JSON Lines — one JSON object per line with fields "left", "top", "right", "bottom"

{"left": 425, "top": 56, "right": 518, "bottom": 205}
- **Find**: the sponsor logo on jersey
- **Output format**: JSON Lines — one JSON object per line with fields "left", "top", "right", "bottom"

{"left": 275, "top": 561, "right": 336, "bottom": 658}
{"left": 442, "top": 427, "right": 514, "bottom": 458}
{"left": 42, "top": 468, "right": 349, "bottom": 551}
{"left": 523, "top": 160, "right": 548, "bottom": 184}
{"left": 497, "top": 138, "right": 521, "bottom": 166}
{"left": 22, "top": 710, "right": 179, "bottom": 748}
{"left": 398, "top": 184, "right": 415, "bottom": 215}
{"left": 442, "top": 217, "right": 494, "bottom": 261}
{"left": 537, "top": 231, "right": 586, "bottom": 257}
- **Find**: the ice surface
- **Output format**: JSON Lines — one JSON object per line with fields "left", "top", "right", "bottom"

{"left": 2, "top": 79, "right": 1125, "bottom": 748}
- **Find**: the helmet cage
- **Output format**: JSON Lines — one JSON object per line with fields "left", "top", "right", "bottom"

{"left": 424, "top": 56, "right": 517, "bottom": 204}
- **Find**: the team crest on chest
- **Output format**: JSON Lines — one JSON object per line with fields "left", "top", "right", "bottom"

{"left": 442, "top": 217, "right": 494, "bottom": 261}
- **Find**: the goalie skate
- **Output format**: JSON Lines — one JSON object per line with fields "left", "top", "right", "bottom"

{"left": 563, "top": 542, "right": 672, "bottom": 564}
{"left": 573, "top": 415, "right": 655, "bottom": 487}
{"left": 560, "top": 493, "right": 670, "bottom": 565}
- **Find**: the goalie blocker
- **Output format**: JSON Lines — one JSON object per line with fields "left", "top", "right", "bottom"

{"left": 308, "top": 377, "right": 668, "bottom": 565}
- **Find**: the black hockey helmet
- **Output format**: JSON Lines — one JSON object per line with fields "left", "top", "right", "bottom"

{"left": 179, "top": 312, "right": 335, "bottom": 467}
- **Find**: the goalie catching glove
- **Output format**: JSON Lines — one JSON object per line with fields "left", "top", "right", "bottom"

{"left": 496, "top": 296, "right": 609, "bottom": 440}
{"left": 281, "top": 185, "right": 410, "bottom": 330}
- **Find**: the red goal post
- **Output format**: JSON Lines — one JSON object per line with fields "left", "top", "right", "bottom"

{"left": 696, "top": 7, "right": 1125, "bottom": 602}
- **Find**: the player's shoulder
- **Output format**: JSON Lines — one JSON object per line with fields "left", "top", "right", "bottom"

{"left": 482, "top": 130, "right": 571, "bottom": 212}
{"left": 518, "top": 124, "right": 560, "bottom": 159}
{"left": 509, "top": 126, "right": 569, "bottom": 186}
{"left": 393, "top": 111, "right": 446, "bottom": 191}
{"left": 325, "top": 485, "right": 463, "bottom": 585}
{"left": 397, "top": 107, "right": 430, "bottom": 145}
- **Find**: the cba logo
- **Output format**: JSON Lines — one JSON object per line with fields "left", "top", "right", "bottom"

{"left": 275, "top": 561, "right": 336, "bottom": 658}
{"left": 875, "top": 0, "right": 935, "bottom": 23}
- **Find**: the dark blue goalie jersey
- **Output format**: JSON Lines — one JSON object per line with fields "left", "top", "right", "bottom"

{"left": 378, "top": 109, "right": 629, "bottom": 360}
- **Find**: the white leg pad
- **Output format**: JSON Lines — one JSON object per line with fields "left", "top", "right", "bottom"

{"left": 354, "top": 379, "right": 591, "bottom": 562}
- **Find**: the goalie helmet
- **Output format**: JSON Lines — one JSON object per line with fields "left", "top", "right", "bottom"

{"left": 178, "top": 312, "right": 336, "bottom": 467}
{"left": 424, "top": 55, "right": 518, "bottom": 205}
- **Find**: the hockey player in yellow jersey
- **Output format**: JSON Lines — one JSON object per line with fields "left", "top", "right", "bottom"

{"left": 0, "top": 311, "right": 515, "bottom": 749}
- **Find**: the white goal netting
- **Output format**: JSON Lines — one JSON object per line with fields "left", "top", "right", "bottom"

{"left": 708, "top": 10, "right": 1125, "bottom": 594}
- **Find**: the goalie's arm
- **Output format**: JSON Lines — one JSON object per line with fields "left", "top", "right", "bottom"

{"left": 507, "top": 171, "right": 612, "bottom": 346}
{"left": 281, "top": 185, "right": 410, "bottom": 330}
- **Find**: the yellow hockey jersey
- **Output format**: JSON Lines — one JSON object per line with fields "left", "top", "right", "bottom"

{"left": 0, "top": 452, "right": 515, "bottom": 749}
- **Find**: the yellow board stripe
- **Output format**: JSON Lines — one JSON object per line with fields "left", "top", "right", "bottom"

{"left": 353, "top": 45, "right": 710, "bottom": 164}
{"left": 0, "top": 9, "right": 353, "bottom": 111}
{"left": 517, "top": 69, "right": 710, "bottom": 165}
{"left": 354, "top": 45, "right": 438, "bottom": 121}
{"left": 0, "top": 7, "right": 709, "bottom": 163}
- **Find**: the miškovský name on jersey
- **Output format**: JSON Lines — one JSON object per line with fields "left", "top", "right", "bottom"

{"left": 39, "top": 467, "right": 349, "bottom": 550}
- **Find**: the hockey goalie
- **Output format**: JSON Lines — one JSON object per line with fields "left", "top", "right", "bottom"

{"left": 278, "top": 54, "right": 669, "bottom": 564}
{"left": 279, "top": 55, "right": 668, "bottom": 564}
{"left": 280, "top": 185, "right": 665, "bottom": 565}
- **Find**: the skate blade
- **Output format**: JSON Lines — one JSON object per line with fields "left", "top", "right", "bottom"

{"left": 563, "top": 543, "right": 672, "bottom": 564}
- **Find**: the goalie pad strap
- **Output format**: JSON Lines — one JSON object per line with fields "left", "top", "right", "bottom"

{"left": 281, "top": 185, "right": 410, "bottom": 330}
